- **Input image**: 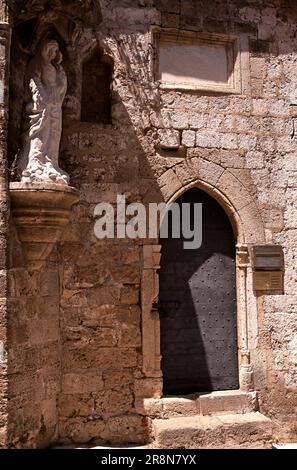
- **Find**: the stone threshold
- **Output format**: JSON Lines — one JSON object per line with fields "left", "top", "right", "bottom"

{"left": 272, "top": 443, "right": 297, "bottom": 449}
{"left": 152, "top": 412, "right": 273, "bottom": 449}
{"left": 143, "top": 390, "right": 258, "bottom": 418}
{"left": 54, "top": 445, "right": 146, "bottom": 449}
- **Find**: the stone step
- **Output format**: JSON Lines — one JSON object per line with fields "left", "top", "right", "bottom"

{"left": 152, "top": 412, "right": 273, "bottom": 449}
{"left": 144, "top": 391, "right": 258, "bottom": 419}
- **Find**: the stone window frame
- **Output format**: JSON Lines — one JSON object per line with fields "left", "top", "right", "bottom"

{"left": 140, "top": 173, "right": 265, "bottom": 399}
{"left": 79, "top": 43, "right": 114, "bottom": 126}
{"left": 152, "top": 27, "right": 242, "bottom": 94}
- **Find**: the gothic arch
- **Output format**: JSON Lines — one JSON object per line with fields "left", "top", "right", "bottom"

{"left": 157, "top": 157, "right": 266, "bottom": 245}
{"left": 140, "top": 156, "right": 264, "bottom": 400}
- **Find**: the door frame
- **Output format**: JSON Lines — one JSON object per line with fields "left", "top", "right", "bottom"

{"left": 140, "top": 177, "right": 265, "bottom": 399}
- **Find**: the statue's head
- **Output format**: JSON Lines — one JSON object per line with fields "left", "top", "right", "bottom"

{"left": 40, "top": 39, "right": 62, "bottom": 65}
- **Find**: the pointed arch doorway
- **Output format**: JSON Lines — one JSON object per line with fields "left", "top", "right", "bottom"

{"left": 159, "top": 188, "right": 239, "bottom": 395}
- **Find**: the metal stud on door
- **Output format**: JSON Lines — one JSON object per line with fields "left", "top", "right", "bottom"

{"left": 159, "top": 188, "right": 239, "bottom": 395}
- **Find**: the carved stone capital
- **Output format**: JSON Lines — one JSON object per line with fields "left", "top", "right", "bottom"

{"left": 236, "top": 244, "right": 249, "bottom": 268}
{"left": 143, "top": 244, "right": 161, "bottom": 270}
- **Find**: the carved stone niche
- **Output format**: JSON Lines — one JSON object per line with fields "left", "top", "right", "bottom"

{"left": 10, "top": 182, "right": 79, "bottom": 270}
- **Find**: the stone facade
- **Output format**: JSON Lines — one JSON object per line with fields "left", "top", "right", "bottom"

{"left": 0, "top": 0, "right": 296, "bottom": 448}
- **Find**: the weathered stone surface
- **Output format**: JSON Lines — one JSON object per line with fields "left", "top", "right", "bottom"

{"left": 144, "top": 391, "right": 258, "bottom": 419}
{"left": 101, "top": 415, "right": 149, "bottom": 445}
{"left": 182, "top": 130, "right": 195, "bottom": 147}
{"left": 62, "top": 373, "right": 104, "bottom": 395}
{"left": 199, "top": 391, "right": 258, "bottom": 416}
{"left": 157, "top": 129, "right": 180, "bottom": 149}
{"left": 153, "top": 413, "right": 273, "bottom": 448}
{"left": 2, "top": 0, "right": 297, "bottom": 451}
{"left": 59, "top": 418, "right": 105, "bottom": 444}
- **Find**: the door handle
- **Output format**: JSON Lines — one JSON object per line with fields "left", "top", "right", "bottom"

{"left": 153, "top": 300, "right": 180, "bottom": 317}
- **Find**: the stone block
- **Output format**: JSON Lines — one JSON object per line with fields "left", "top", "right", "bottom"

{"left": 157, "top": 168, "right": 183, "bottom": 202}
{"left": 101, "top": 415, "right": 149, "bottom": 445}
{"left": 196, "top": 131, "right": 238, "bottom": 150}
{"left": 114, "top": 7, "right": 161, "bottom": 26}
{"left": 157, "top": 129, "right": 180, "bottom": 149}
{"left": 238, "top": 202, "right": 265, "bottom": 243}
{"left": 217, "top": 170, "right": 253, "bottom": 211}
{"left": 59, "top": 418, "right": 105, "bottom": 444}
{"left": 198, "top": 158, "right": 224, "bottom": 186}
{"left": 238, "top": 134, "right": 258, "bottom": 151}
{"left": 29, "top": 319, "right": 59, "bottom": 345}
{"left": 170, "top": 112, "right": 189, "bottom": 130}
{"left": 88, "top": 287, "right": 120, "bottom": 307}
{"left": 94, "top": 387, "right": 133, "bottom": 418}
{"left": 199, "top": 391, "right": 258, "bottom": 416}
{"left": 62, "top": 347, "right": 138, "bottom": 372}
{"left": 0, "top": 426, "right": 7, "bottom": 447}
{"left": 173, "top": 161, "right": 196, "bottom": 185}
{"left": 180, "top": 15, "right": 202, "bottom": 32}
{"left": 162, "top": 12, "right": 179, "bottom": 28}
{"left": 251, "top": 78, "right": 264, "bottom": 98}
{"left": 102, "top": 370, "right": 134, "bottom": 389}
{"left": 153, "top": 412, "right": 272, "bottom": 448}
{"left": 157, "top": 0, "right": 180, "bottom": 13}
{"left": 246, "top": 151, "right": 265, "bottom": 169}
{"left": 117, "top": 324, "right": 141, "bottom": 347}
{"left": 62, "top": 373, "right": 104, "bottom": 395}
{"left": 189, "top": 113, "right": 208, "bottom": 130}
{"left": 59, "top": 394, "right": 94, "bottom": 418}
{"left": 196, "top": 131, "right": 220, "bottom": 148}
{"left": 135, "top": 379, "right": 163, "bottom": 399}
{"left": 250, "top": 57, "right": 266, "bottom": 79}
{"left": 182, "top": 130, "right": 196, "bottom": 147}
{"left": 40, "top": 272, "right": 59, "bottom": 297}
{"left": 120, "top": 286, "right": 139, "bottom": 305}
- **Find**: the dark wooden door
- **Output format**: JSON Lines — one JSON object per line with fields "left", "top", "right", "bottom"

{"left": 159, "top": 188, "right": 239, "bottom": 395}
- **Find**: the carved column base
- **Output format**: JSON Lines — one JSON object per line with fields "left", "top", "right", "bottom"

{"left": 239, "top": 350, "right": 254, "bottom": 392}
{"left": 10, "top": 182, "right": 79, "bottom": 270}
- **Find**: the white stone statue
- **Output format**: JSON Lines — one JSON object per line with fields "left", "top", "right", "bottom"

{"left": 17, "top": 39, "right": 69, "bottom": 185}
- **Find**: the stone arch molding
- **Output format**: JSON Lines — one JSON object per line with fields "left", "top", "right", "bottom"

{"left": 140, "top": 156, "right": 264, "bottom": 401}
{"left": 156, "top": 156, "right": 265, "bottom": 245}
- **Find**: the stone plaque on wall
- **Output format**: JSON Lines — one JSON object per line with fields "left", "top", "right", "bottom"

{"left": 251, "top": 245, "right": 284, "bottom": 271}
{"left": 250, "top": 245, "right": 284, "bottom": 293}
{"left": 253, "top": 271, "right": 283, "bottom": 292}
{"left": 154, "top": 30, "right": 241, "bottom": 93}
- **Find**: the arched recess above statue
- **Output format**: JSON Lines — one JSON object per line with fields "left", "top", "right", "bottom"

{"left": 8, "top": 0, "right": 102, "bottom": 30}
{"left": 7, "top": 0, "right": 103, "bottom": 169}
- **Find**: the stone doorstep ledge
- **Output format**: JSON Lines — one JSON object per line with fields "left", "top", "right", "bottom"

{"left": 152, "top": 412, "right": 273, "bottom": 449}
{"left": 272, "top": 443, "right": 297, "bottom": 449}
{"left": 143, "top": 390, "right": 258, "bottom": 419}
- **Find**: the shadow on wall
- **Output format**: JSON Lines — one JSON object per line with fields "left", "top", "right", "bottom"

{"left": 7, "top": 0, "right": 297, "bottom": 448}
{"left": 6, "top": 5, "right": 165, "bottom": 449}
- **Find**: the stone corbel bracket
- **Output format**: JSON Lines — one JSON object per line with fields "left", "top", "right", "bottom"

{"left": 10, "top": 182, "right": 79, "bottom": 270}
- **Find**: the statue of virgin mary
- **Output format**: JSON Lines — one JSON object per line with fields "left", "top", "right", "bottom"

{"left": 17, "top": 39, "right": 69, "bottom": 185}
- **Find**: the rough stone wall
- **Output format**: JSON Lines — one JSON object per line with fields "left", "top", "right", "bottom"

{"left": 3, "top": 0, "right": 297, "bottom": 447}
{"left": 7, "top": 247, "right": 61, "bottom": 447}
{"left": 0, "top": 0, "right": 10, "bottom": 447}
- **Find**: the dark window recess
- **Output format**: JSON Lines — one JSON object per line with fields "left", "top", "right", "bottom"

{"left": 81, "top": 52, "right": 112, "bottom": 124}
